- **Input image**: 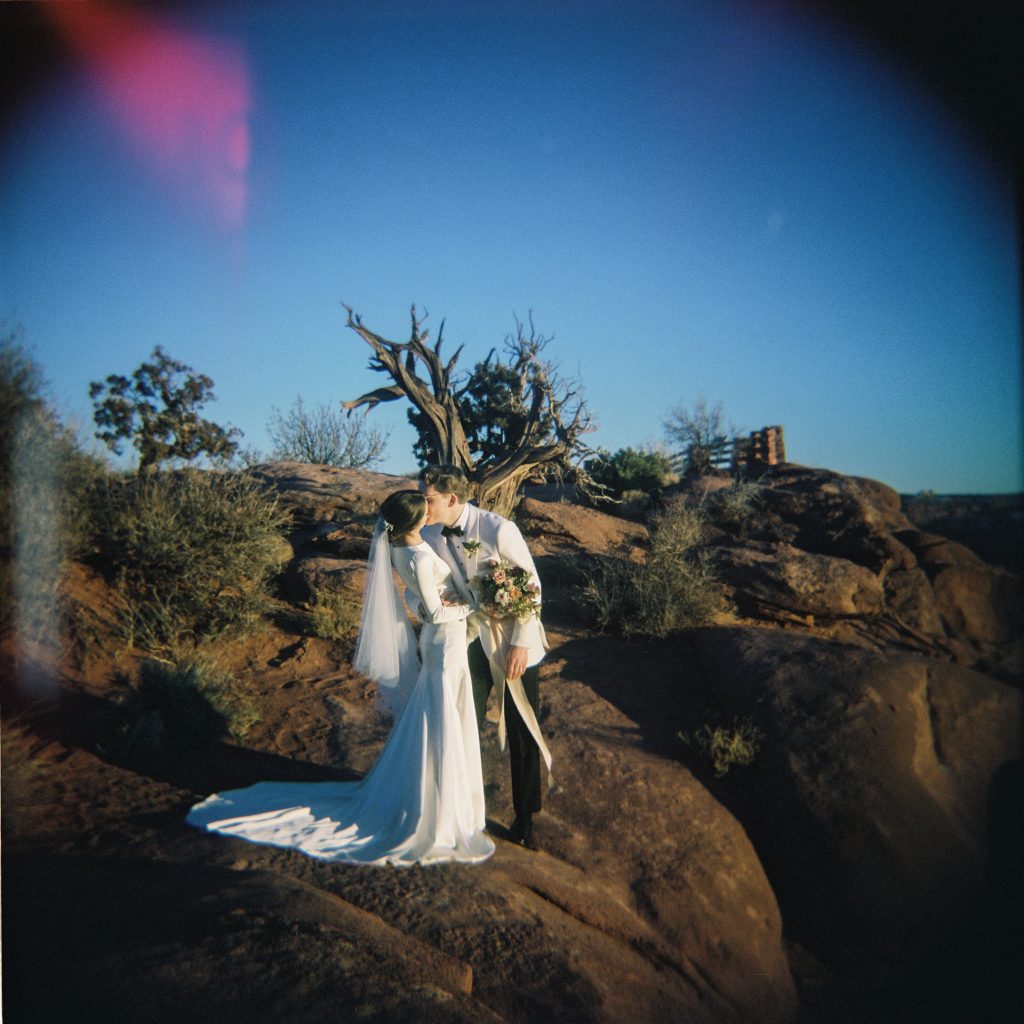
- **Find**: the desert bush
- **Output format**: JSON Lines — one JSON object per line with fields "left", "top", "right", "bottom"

{"left": 114, "top": 657, "right": 259, "bottom": 761}
{"left": 306, "top": 585, "right": 361, "bottom": 641}
{"left": 94, "top": 470, "right": 292, "bottom": 653}
{"left": 618, "top": 489, "right": 655, "bottom": 518}
{"left": 575, "top": 500, "right": 724, "bottom": 637}
{"left": 573, "top": 554, "right": 636, "bottom": 632}
{"left": 269, "top": 396, "right": 389, "bottom": 468}
{"left": 679, "top": 718, "right": 764, "bottom": 777}
{"left": 587, "top": 447, "right": 676, "bottom": 506}
{"left": 704, "top": 478, "right": 765, "bottom": 537}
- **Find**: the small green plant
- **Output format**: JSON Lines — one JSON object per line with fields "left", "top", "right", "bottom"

{"left": 114, "top": 657, "right": 259, "bottom": 761}
{"left": 680, "top": 718, "right": 764, "bottom": 777}
{"left": 705, "top": 478, "right": 765, "bottom": 537}
{"left": 306, "top": 586, "right": 361, "bottom": 641}
{"left": 572, "top": 554, "right": 633, "bottom": 632}
{"left": 618, "top": 489, "right": 654, "bottom": 518}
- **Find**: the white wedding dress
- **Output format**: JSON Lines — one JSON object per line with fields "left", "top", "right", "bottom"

{"left": 186, "top": 542, "right": 495, "bottom": 866}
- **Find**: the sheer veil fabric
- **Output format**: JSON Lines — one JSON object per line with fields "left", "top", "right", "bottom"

{"left": 186, "top": 522, "right": 494, "bottom": 866}
{"left": 353, "top": 518, "right": 419, "bottom": 716}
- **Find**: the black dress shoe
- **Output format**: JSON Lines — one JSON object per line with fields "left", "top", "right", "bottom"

{"left": 508, "top": 814, "right": 534, "bottom": 848}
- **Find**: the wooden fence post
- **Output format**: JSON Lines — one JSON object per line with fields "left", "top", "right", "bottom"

{"left": 679, "top": 425, "right": 786, "bottom": 473}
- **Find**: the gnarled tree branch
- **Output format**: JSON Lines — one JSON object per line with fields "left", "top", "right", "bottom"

{"left": 342, "top": 304, "right": 600, "bottom": 514}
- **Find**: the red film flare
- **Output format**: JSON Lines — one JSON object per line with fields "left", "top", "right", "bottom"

{"left": 47, "top": 1, "right": 251, "bottom": 231}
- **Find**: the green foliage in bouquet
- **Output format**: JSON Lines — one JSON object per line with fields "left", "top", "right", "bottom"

{"left": 473, "top": 558, "right": 541, "bottom": 623}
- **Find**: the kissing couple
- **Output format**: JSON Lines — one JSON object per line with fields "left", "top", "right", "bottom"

{"left": 187, "top": 464, "right": 553, "bottom": 865}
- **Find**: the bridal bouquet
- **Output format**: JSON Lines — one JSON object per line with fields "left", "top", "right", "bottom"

{"left": 473, "top": 558, "right": 540, "bottom": 623}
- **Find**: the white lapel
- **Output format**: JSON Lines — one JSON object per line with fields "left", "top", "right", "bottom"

{"left": 462, "top": 503, "right": 482, "bottom": 583}
{"left": 481, "top": 507, "right": 508, "bottom": 572}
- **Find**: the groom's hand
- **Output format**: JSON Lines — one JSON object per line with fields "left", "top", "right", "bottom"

{"left": 506, "top": 645, "right": 528, "bottom": 680}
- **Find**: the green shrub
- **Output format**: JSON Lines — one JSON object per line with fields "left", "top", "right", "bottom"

{"left": 586, "top": 447, "right": 676, "bottom": 506}
{"left": 573, "top": 554, "right": 637, "bottom": 633}
{"left": 306, "top": 585, "right": 361, "bottom": 641}
{"left": 94, "top": 470, "right": 292, "bottom": 653}
{"left": 679, "top": 718, "right": 764, "bottom": 776}
{"left": 114, "top": 657, "right": 259, "bottom": 761}
{"left": 704, "top": 478, "right": 764, "bottom": 537}
{"left": 575, "top": 500, "right": 724, "bottom": 637}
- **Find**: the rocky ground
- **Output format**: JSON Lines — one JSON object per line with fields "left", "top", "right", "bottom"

{"left": 2, "top": 463, "right": 1022, "bottom": 1023}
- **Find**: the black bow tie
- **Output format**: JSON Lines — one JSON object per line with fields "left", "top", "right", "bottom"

{"left": 441, "top": 525, "right": 464, "bottom": 538}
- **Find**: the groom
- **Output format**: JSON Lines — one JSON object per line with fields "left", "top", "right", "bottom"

{"left": 419, "top": 464, "right": 551, "bottom": 848}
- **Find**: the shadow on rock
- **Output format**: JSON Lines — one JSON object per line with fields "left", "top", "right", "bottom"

{"left": 1, "top": 851, "right": 485, "bottom": 1024}
{"left": 3, "top": 677, "right": 358, "bottom": 799}
{"left": 548, "top": 624, "right": 1024, "bottom": 1023}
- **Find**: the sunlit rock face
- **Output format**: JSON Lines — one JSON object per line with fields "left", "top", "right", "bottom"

{"left": 678, "top": 464, "right": 1021, "bottom": 684}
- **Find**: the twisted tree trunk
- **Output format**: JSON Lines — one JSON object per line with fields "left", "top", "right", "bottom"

{"left": 341, "top": 306, "right": 593, "bottom": 517}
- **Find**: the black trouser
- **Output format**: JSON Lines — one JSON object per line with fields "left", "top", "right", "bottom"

{"left": 467, "top": 637, "right": 542, "bottom": 817}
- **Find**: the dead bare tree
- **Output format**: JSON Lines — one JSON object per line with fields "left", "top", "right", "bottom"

{"left": 341, "top": 305, "right": 598, "bottom": 515}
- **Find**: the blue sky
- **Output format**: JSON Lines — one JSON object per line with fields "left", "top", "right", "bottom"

{"left": 1, "top": 0, "right": 1019, "bottom": 493}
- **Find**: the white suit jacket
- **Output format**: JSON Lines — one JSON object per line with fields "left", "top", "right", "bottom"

{"left": 422, "top": 502, "right": 548, "bottom": 668}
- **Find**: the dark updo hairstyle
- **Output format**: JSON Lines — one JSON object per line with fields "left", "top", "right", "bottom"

{"left": 379, "top": 489, "right": 427, "bottom": 542}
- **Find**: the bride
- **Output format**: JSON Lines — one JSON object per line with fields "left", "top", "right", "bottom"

{"left": 186, "top": 490, "right": 495, "bottom": 866}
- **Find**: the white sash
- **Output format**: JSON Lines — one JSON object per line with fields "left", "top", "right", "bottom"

{"left": 475, "top": 615, "right": 555, "bottom": 791}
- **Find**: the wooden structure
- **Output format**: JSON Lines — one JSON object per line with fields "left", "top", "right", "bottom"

{"left": 672, "top": 425, "right": 786, "bottom": 473}
{"left": 732, "top": 425, "right": 786, "bottom": 469}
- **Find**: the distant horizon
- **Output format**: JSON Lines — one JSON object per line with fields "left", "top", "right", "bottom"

{"left": 14, "top": 323, "right": 1022, "bottom": 499}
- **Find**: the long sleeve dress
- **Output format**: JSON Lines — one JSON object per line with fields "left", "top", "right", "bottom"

{"left": 185, "top": 542, "right": 495, "bottom": 866}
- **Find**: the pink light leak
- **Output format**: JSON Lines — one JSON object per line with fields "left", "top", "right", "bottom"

{"left": 47, "top": 1, "right": 251, "bottom": 232}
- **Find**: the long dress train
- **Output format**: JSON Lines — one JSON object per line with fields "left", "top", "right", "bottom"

{"left": 186, "top": 542, "right": 494, "bottom": 866}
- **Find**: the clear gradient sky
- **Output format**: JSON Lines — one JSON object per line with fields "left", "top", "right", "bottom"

{"left": 1, "top": 0, "right": 1020, "bottom": 493}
